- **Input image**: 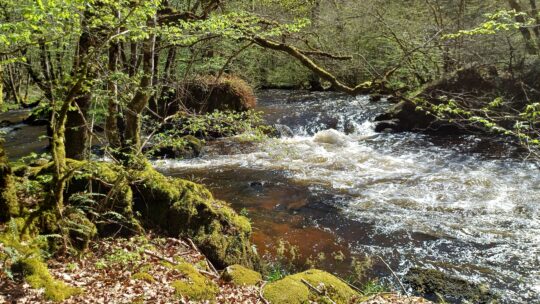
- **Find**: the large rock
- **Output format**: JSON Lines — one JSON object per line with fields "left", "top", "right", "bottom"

{"left": 404, "top": 267, "right": 498, "bottom": 303}
{"left": 263, "top": 269, "right": 358, "bottom": 304}
{"left": 30, "top": 160, "right": 257, "bottom": 268}
{"left": 221, "top": 264, "right": 262, "bottom": 286}
{"left": 374, "top": 99, "right": 437, "bottom": 133}
{"left": 160, "top": 75, "right": 257, "bottom": 116}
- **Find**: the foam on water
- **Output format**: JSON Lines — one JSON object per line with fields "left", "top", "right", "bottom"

{"left": 155, "top": 91, "right": 540, "bottom": 302}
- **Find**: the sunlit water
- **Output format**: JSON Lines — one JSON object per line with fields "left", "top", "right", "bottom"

{"left": 1, "top": 91, "right": 539, "bottom": 302}
{"left": 155, "top": 90, "right": 540, "bottom": 303}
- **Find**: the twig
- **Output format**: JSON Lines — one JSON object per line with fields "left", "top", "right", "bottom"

{"left": 335, "top": 276, "right": 364, "bottom": 294}
{"left": 259, "top": 281, "right": 270, "bottom": 304}
{"left": 300, "top": 278, "right": 337, "bottom": 304}
{"left": 142, "top": 249, "right": 218, "bottom": 278}
{"left": 377, "top": 255, "right": 409, "bottom": 297}
{"left": 186, "top": 238, "right": 219, "bottom": 276}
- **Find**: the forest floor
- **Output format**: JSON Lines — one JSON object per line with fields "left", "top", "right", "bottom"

{"left": 0, "top": 234, "right": 431, "bottom": 304}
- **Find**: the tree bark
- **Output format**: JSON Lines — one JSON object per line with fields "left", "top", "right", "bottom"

{"left": 65, "top": 12, "right": 99, "bottom": 160}
{"left": 508, "top": 0, "right": 539, "bottom": 55}
{"left": 121, "top": 16, "right": 156, "bottom": 159}
{"left": 253, "top": 37, "right": 386, "bottom": 95}
{"left": 0, "top": 140, "right": 18, "bottom": 221}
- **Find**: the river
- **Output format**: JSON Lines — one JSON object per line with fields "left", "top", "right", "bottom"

{"left": 2, "top": 90, "right": 539, "bottom": 303}
{"left": 155, "top": 90, "right": 540, "bottom": 303}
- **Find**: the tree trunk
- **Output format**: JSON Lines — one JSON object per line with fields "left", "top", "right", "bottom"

{"left": 0, "top": 64, "right": 3, "bottom": 107}
{"left": 121, "top": 16, "right": 156, "bottom": 159}
{"left": 0, "top": 140, "right": 18, "bottom": 222}
{"left": 106, "top": 42, "right": 122, "bottom": 151}
{"left": 508, "top": 0, "right": 539, "bottom": 55}
{"left": 65, "top": 23, "right": 96, "bottom": 160}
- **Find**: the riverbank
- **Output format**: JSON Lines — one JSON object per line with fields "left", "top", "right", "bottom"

{"left": 0, "top": 233, "right": 429, "bottom": 303}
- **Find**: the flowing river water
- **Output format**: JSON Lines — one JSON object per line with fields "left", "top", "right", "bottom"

{"left": 1, "top": 90, "right": 539, "bottom": 303}
{"left": 155, "top": 90, "right": 540, "bottom": 303}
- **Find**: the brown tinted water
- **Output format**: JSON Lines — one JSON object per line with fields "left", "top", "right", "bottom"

{"left": 155, "top": 90, "right": 540, "bottom": 303}
{"left": 2, "top": 91, "right": 539, "bottom": 303}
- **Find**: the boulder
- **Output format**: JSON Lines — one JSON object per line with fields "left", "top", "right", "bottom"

{"left": 221, "top": 264, "right": 262, "bottom": 286}
{"left": 263, "top": 269, "right": 358, "bottom": 304}
{"left": 160, "top": 75, "right": 256, "bottom": 116}
{"left": 404, "top": 267, "right": 498, "bottom": 303}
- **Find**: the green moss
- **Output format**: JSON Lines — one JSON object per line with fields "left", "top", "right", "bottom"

{"left": 263, "top": 276, "right": 310, "bottom": 304}
{"left": 221, "top": 264, "right": 262, "bottom": 286}
{"left": 263, "top": 269, "right": 358, "bottom": 304}
{"left": 63, "top": 211, "right": 97, "bottom": 250}
{"left": 404, "top": 267, "right": 498, "bottom": 303}
{"left": 18, "top": 257, "right": 80, "bottom": 302}
{"left": 132, "top": 271, "right": 155, "bottom": 282}
{"left": 0, "top": 146, "right": 19, "bottom": 221}
{"left": 68, "top": 161, "right": 142, "bottom": 236}
{"left": 132, "top": 164, "right": 256, "bottom": 268}
{"left": 171, "top": 262, "right": 219, "bottom": 301}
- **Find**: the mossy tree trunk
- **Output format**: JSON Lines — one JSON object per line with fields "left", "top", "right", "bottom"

{"left": 0, "top": 140, "right": 19, "bottom": 221}
{"left": 0, "top": 64, "right": 3, "bottom": 107}
{"left": 120, "top": 16, "right": 156, "bottom": 161}
{"left": 65, "top": 9, "right": 101, "bottom": 160}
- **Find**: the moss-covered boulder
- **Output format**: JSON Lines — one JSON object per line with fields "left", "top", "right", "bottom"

{"left": 132, "top": 164, "right": 256, "bottom": 268}
{"left": 161, "top": 75, "right": 257, "bottom": 116}
{"left": 147, "top": 135, "right": 204, "bottom": 159}
{"left": 404, "top": 267, "right": 498, "bottom": 303}
{"left": 13, "top": 160, "right": 256, "bottom": 268}
{"left": 263, "top": 269, "right": 358, "bottom": 304}
{"left": 67, "top": 161, "right": 143, "bottom": 236}
{"left": 221, "top": 264, "right": 262, "bottom": 286}
{"left": 171, "top": 261, "right": 219, "bottom": 301}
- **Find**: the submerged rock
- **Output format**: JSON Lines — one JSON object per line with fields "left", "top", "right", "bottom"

{"left": 146, "top": 135, "right": 204, "bottom": 159}
{"left": 263, "top": 269, "right": 358, "bottom": 304}
{"left": 272, "top": 124, "right": 295, "bottom": 138}
{"left": 404, "top": 267, "right": 498, "bottom": 303}
{"left": 313, "top": 129, "right": 349, "bottom": 146}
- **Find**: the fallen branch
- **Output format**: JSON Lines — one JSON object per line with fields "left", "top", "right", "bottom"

{"left": 377, "top": 255, "right": 409, "bottom": 297}
{"left": 143, "top": 249, "right": 218, "bottom": 278}
{"left": 300, "top": 278, "right": 337, "bottom": 304}
{"left": 186, "top": 238, "right": 219, "bottom": 276}
{"left": 259, "top": 281, "right": 270, "bottom": 304}
{"left": 252, "top": 36, "right": 385, "bottom": 95}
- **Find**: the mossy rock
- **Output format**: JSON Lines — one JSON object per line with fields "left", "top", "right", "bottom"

{"left": 264, "top": 276, "right": 310, "bottom": 304}
{"left": 404, "top": 267, "right": 498, "bottom": 303}
{"left": 163, "top": 75, "right": 257, "bottom": 116}
{"left": 67, "top": 161, "right": 143, "bottom": 236}
{"left": 15, "top": 257, "right": 80, "bottom": 302}
{"left": 148, "top": 135, "right": 204, "bottom": 159}
{"left": 263, "top": 269, "right": 358, "bottom": 304}
{"left": 171, "top": 262, "right": 219, "bottom": 301}
{"left": 132, "top": 164, "right": 257, "bottom": 268}
{"left": 10, "top": 159, "right": 256, "bottom": 269}
{"left": 221, "top": 264, "right": 262, "bottom": 286}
